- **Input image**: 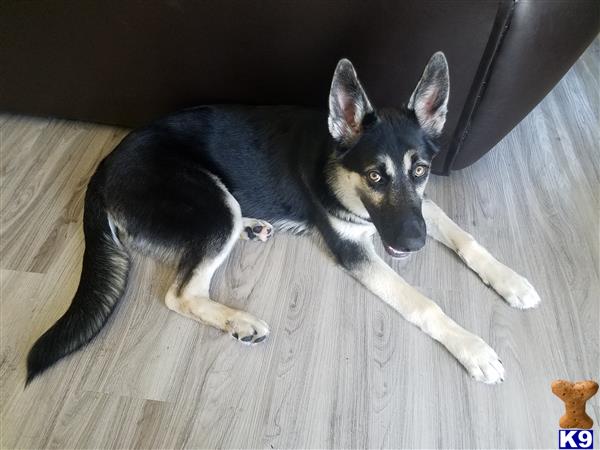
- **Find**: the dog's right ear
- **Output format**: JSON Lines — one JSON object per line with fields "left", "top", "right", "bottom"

{"left": 328, "top": 59, "right": 376, "bottom": 147}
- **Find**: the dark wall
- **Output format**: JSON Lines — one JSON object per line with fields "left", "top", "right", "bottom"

{"left": 1, "top": 1, "right": 598, "bottom": 173}
{"left": 0, "top": 0, "right": 500, "bottom": 173}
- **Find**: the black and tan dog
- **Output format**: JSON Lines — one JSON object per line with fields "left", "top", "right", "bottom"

{"left": 27, "top": 53, "right": 540, "bottom": 385}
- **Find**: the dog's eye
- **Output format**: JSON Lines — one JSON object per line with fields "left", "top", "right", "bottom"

{"left": 413, "top": 165, "right": 428, "bottom": 178}
{"left": 367, "top": 170, "right": 382, "bottom": 183}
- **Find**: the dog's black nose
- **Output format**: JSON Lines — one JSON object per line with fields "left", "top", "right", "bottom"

{"left": 397, "top": 235, "right": 426, "bottom": 253}
{"left": 396, "top": 218, "right": 426, "bottom": 252}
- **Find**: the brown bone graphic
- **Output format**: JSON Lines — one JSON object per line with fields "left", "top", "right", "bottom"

{"left": 551, "top": 380, "right": 598, "bottom": 429}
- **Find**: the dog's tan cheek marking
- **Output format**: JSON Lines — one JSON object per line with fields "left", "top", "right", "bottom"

{"left": 354, "top": 170, "right": 385, "bottom": 207}
{"left": 361, "top": 186, "right": 384, "bottom": 206}
{"left": 329, "top": 164, "right": 370, "bottom": 217}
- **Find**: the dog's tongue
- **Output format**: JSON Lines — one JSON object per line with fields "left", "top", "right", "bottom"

{"left": 384, "top": 245, "right": 410, "bottom": 259}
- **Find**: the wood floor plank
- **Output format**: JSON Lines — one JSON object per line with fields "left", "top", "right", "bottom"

{"left": 1, "top": 39, "right": 597, "bottom": 449}
{"left": 0, "top": 118, "right": 128, "bottom": 273}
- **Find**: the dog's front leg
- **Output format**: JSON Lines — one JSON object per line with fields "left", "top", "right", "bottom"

{"left": 335, "top": 238, "right": 505, "bottom": 384}
{"left": 422, "top": 199, "right": 540, "bottom": 309}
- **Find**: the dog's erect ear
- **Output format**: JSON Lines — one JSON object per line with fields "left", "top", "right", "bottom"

{"left": 328, "top": 59, "right": 375, "bottom": 146}
{"left": 408, "top": 52, "right": 450, "bottom": 138}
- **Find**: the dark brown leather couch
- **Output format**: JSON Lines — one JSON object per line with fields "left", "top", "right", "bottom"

{"left": 1, "top": 0, "right": 598, "bottom": 174}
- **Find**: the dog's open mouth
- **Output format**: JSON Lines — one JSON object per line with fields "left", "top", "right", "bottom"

{"left": 384, "top": 244, "right": 411, "bottom": 259}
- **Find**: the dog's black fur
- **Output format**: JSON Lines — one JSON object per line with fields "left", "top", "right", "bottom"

{"left": 27, "top": 53, "right": 450, "bottom": 383}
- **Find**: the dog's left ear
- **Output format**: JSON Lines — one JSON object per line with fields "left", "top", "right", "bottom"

{"left": 328, "top": 59, "right": 376, "bottom": 146}
{"left": 408, "top": 52, "right": 450, "bottom": 138}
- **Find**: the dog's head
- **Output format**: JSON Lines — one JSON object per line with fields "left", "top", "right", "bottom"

{"left": 327, "top": 52, "right": 449, "bottom": 258}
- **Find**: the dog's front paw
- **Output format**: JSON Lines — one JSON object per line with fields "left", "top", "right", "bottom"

{"left": 487, "top": 264, "right": 541, "bottom": 309}
{"left": 227, "top": 311, "right": 270, "bottom": 345}
{"left": 240, "top": 218, "right": 273, "bottom": 242}
{"left": 451, "top": 333, "right": 505, "bottom": 384}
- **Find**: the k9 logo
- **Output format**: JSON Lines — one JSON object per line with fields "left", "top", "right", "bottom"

{"left": 559, "top": 430, "right": 594, "bottom": 449}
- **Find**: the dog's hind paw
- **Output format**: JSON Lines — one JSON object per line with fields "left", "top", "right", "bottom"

{"left": 240, "top": 218, "right": 273, "bottom": 242}
{"left": 227, "top": 311, "right": 270, "bottom": 345}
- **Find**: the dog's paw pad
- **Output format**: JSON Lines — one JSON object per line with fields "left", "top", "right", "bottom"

{"left": 228, "top": 311, "right": 270, "bottom": 345}
{"left": 490, "top": 267, "right": 541, "bottom": 309}
{"left": 456, "top": 336, "right": 505, "bottom": 384}
{"left": 240, "top": 218, "right": 273, "bottom": 242}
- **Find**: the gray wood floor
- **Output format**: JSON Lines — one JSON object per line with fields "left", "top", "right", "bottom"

{"left": 1, "top": 41, "right": 598, "bottom": 449}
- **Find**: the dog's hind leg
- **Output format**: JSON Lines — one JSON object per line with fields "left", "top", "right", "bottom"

{"left": 164, "top": 180, "right": 269, "bottom": 344}
{"left": 422, "top": 198, "right": 540, "bottom": 309}
{"left": 165, "top": 266, "right": 270, "bottom": 344}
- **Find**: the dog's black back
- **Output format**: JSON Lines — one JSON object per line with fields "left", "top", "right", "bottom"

{"left": 106, "top": 106, "right": 331, "bottom": 226}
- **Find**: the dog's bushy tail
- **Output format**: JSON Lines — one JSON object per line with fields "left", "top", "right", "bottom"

{"left": 26, "top": 170, "right": 130, "bottom": 385}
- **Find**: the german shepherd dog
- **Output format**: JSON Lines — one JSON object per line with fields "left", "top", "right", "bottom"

{"left": 27, "top": 52, "right": 540, "bottom": 385}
